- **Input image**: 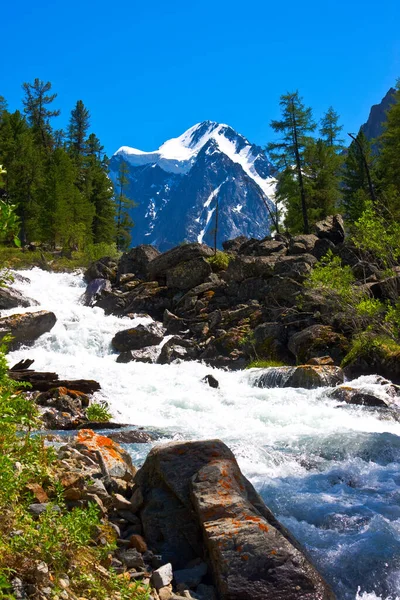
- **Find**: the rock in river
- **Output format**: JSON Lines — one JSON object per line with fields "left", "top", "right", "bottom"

{"left": 0, "top": 310, "right": 57, "bottom": 350}
{"left": 135, "top": 439, "right": 335, "bottom": 599}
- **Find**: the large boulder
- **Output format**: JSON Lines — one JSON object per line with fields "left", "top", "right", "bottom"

{"left": 288, "top": 325, "right": 349, "bottom": 364}
{"left": 288, "top": 234, "right": 319, "bottom": 255}
{"left": 225, "top": 256, "right": 277, "bottom": 282}
{"left": 84, "top": 256, "right": 118, "bottom": 283}
{"left": 222, "top": 236, "right": 248, "bottom": 253}
{"left": 314, "top": 215, "right": 345, "bottom": 245}
{"left": 148, "top": 243, "right": 214, "bottom": 280}
{"left": 0, "top": 310, "right": 57, "bottom": 350}
{"left": 117, "top": 245, "right": 160, "bottom": 281}
{"left": 274, "top": 254, "right": 317, "bottom": 281}
{"left": 111, "top": 322, "right": 164, "bottom": 352}
{"left": 135, "top": 440, "right": 335, "bottom": 599}
{"left": 0, "top": 286, "right": 38, "bottom": 310}
{"left": 249, "top": 365, "right": 344, "bottom": 389}
{"left": 166, "top": 258, "right": 212, "bottom": 290}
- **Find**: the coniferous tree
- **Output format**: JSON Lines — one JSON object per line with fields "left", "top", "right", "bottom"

{"left": 267, "top": 91, "right": 316, "bottom": 233}
{"left": 320, "top": 107, "right": 344, "bottom": 149}
{"left": 68, "top": 100, "right": 90, "bottom": 159}
{"left": 342, "top": 130, "right": 376, "bottom": 221}
{"left": 377, "top": 83, "right": 400, "bottom": 217}
{"left": 84, "top": 136, "right": 116, "bottom": 244}
{"left": 22, "top": 79, "right": 59, "bottom": 149}
{"left": 115, "top": 160, "right": 135, "bottom": 250}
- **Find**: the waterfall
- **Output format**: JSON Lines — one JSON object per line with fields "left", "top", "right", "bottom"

{"left": 4, "top": 268, "right": 400, "bottom": 600}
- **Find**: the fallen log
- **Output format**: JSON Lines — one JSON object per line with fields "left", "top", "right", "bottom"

{"left": 8, "top": 369, "right": 101, "bottom": 394}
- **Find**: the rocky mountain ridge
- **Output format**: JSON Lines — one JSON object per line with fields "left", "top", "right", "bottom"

{"left": 109, "top": 121, "right": 276, "bottom": 251}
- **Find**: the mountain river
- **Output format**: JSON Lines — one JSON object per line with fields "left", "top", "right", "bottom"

{"left": 4, "top": 268, "right": 400, "bottom": 600}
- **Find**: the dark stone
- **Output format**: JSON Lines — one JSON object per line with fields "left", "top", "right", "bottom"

{"left": 250, "top": 365, "right": 344, "bottom": 389}
{"left": 328, "top": 386, "right": 390, "bottom": 408}
{"left": 288, "top": 325, "right": 349, "bottom": 365}
{"left": 314, "top": 214, "right": 345, "bottom": 245}
{"left": 148, "top": 243, "right": 214, "bottom": 280}
{"left": 84, "top": 257, "right": 117, "bottom": 283}
{"left": 274, "top": 254, "right": 317, "bottom": 281}
{"left": 202, "top": 374, "right": 219, "bottom": 388}
{"left": 117, "top": 245, "right": 160, "bottom": 281}
{"left": 0, "top": 310, "right": 57, "bottom": 350}
{"left": 288, "top": 234, "right": 319, "bottom": 255}
{"left": 225, "top": 256, "right": 277, "bottom": 282}
{"left": 254, "top": 239, "right": 287, "bottom": 256}
{"left": 0, "top": 286, "right": 38, "bottom": 310}
{"left": 112, "top": 322, "right": 165, "bottom": 352}
{"left": 312, "top": 237, "right": 335, "bottom": 260}
{"left": 166, "top": 258, "right": 212, "bottom": 291}
{"left": 116, "top": 347, "right": 157, "bottom": 364}
{"left": 163, "top": 309, "right": 187, "bottom": 335}
{"left": 222, "top": 236, "right": 248, "bottom": 253}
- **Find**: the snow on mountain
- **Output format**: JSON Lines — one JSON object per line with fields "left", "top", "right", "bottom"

{"left": 109, "top": 121, "right": 276, "bottom": 250}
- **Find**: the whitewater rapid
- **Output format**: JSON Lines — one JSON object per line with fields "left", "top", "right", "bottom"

{"left": 5, "top": 268, "right": 400, "bottom": 600}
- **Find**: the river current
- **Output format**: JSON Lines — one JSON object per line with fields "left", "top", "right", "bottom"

{"left": 4, "top": 268, "right": 400, "bottom": 600}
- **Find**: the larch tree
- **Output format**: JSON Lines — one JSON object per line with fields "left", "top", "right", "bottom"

{"left": 267, "top": 91, "right": 316, "bottom": 234}
{"left": 115, "top": 159, "right": 135, "bottom": 251}
{"left": 22, "top": 79, "right": 60, "bottom": 149}
{"left": 68, "top": 100, "right": 90, "bottom": 159}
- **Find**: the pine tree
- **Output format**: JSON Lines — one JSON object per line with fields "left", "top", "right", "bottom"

{"left": 267, "top": 91, "right": 316, "bottom": 233}
{"left": 377, "top": 83, "right": 400, "bottom": 217}
{"left": 342, "top": 130, "right": 376, "bottom": 222}
{"left": 22, "top": 79, "right": 60, "bottom": 149}
{"left": 320, "top": 107, "right": 344, "bottom": 149}
{"left": 115, "top": 160, "right": 135, "bottom": 250}
{"left": 43, "top": 149, "right": 94, "bottom": 249}
{"left": 303, "top": 139, "right": 342, "bottom": 223}
{"left": 68, "top": 100, "right": 90, "bottom": 159}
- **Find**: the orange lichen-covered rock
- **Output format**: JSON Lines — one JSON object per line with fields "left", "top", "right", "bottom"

{"left": 135, "top": 440, "right": 335, "bottom": 599}
{"left": 76, "top": 429, "right": 137, "bottom": 481}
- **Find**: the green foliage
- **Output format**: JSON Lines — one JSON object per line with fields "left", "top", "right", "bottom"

{"left": 86, "top": 400, "right": 112, "bottom": 423}
{"left": 115, "top": 159, "right": 136, "bottom": 251}
{"left": 306, "top": 249, "right": 356, "bottom": 302}
{"left": 341, "top": 130, "right": 376, "bottom": 221}
{"left": 246, "top": 359, "right": 286, "bottom": 369}
{"left": 341, "top": 333, "right": 400, "bottom": 368}
{"left": 0, "top": 201, "right": 21, "bottom": 247}
{"left": 377, "top": 83, "right": 400, "bottom": 217}
{"left": 207, "top": 251, "right": 230, "bottom": 271}
{"left": 352, "top": 202, "right": 400, "bottom": 268}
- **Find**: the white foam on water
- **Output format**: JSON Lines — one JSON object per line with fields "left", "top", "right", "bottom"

{"left": 5, "top": 268, "right": 400, "bottom": 600}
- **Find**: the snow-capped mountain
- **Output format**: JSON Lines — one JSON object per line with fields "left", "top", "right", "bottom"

{"left": 109, "top": 121, "right": 276, "bottom": 250}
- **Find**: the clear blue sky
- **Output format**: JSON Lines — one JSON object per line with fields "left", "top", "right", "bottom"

{"left": 2, "top": 0, "right": 399, "bottom": 156}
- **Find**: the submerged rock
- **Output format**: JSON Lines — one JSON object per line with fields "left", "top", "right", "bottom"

{"left": 328, "top": 386, "right": 390, "bottom": 408}
{"left": 249, "top": 365, "right": 344, "bottom": 389}
{"left": 0, "top": 286, "right": 38, "bottom": 310}
{"left": 0, "top": 310, "right": 56, "bottom": 350}
{"left": 135, "top": 439, "right": 335, "bottom": 599}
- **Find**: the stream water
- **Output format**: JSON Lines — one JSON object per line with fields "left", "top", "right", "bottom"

{"left": 4, "top": 268, "right": 400, "bottom": 600}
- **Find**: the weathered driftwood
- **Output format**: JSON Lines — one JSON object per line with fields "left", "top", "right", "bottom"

{"left": 8, "top": 359, "right": 101, "bottom": 394}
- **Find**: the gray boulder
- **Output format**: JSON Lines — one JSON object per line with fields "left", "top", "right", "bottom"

{"left": 166, "top": 258, "right": 212, "bottom": 290}
{"left": 314, "top": 215, "right": 345, "bottom": 245}
{"left": 112, "top": 322, "right": 164, "bottom": 352}
{"left": 117, "top": 244, "right": 160, "bottom": 281}
{"left": 148, "top": 243, "right": 214, "bottom": 280}
{"left": 0, "top": 310, "right": 57, "bottom": 350}
{"left": 0, "top": 286, "right": 38, "bottom": 310}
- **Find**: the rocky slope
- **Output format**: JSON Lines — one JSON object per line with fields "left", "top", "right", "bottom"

{"left": 109, "top": 122, "right": 276, "bottom": 251}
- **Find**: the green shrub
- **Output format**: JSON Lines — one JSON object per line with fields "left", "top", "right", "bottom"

{"left": 207, "top": 251, "right": 230, "bottom": 272}
{"left": 86, "top": 400, "right": 112, "bottom": 422}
